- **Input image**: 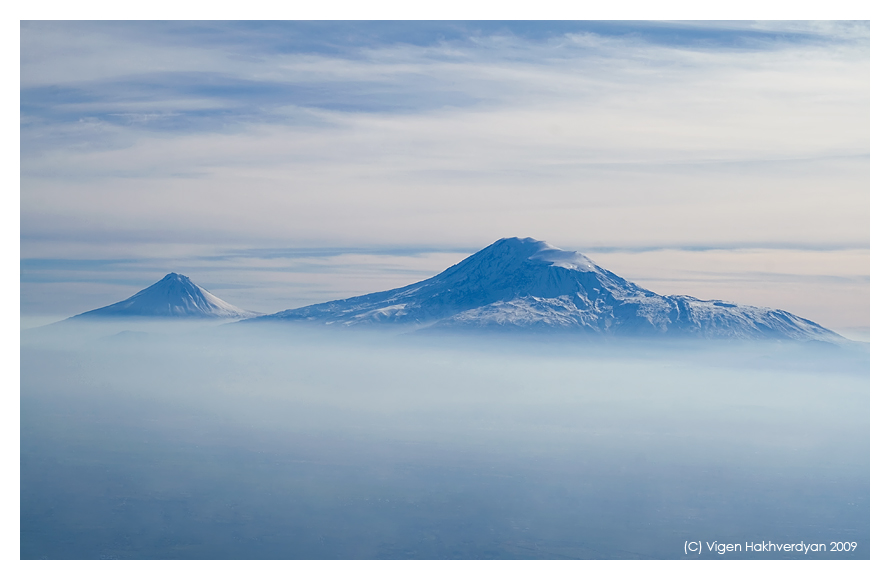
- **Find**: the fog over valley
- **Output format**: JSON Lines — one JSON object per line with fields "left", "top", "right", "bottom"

{"left": 21, "top": 319, "right": 869, "bottom": 559}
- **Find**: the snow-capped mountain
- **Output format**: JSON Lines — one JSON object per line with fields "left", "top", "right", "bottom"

{"left": 71, "top": 273, "right": 259, "bottom": 320}
{"left": 255, "top": 237, "right": 842, "bottom": 341}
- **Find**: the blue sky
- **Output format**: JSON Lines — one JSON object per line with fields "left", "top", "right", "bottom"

{"left": 19, "top": 21, "right": 870, "bottom": 334}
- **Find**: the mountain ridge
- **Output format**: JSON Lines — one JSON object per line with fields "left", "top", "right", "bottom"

{"left": 253, "top": 237, "right": 843, "bottom": 342}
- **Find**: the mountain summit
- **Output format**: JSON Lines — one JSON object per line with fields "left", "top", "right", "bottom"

{"left": 72, "top": 273, "right": 258, "bottom": 320}
{"left": 255, "top": 237, "right": 842, "bottom": 341}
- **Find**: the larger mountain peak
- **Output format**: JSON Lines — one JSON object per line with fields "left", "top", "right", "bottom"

{"left": 473, "top": 237, "right": 598, "bottom": 272}
{"left": 255, "top": 237, "right": 842, "bottom": 342}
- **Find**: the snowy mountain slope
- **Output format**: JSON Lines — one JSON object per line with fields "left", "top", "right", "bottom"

{"left": 71, "top": 273, "right": 259, "bottom": 320}
{"left": 254, "top": 238, "right": 842, "bottom": 341}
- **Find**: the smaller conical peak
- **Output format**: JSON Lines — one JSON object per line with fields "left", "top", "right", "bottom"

{"left": 70, "top": 272, "right": 258, "bottom": 319}
{"left": 160, "top": 273, "right": 192, "bottom": 284}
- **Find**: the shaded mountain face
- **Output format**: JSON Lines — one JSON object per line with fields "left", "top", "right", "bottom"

{"left": 71, "top": 273, "right": 258, "bottom": 320}
{"left": 257, "top": 237, "right": 842, "bottom": 341}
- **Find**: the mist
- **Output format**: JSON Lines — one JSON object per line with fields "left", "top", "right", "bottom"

{"left": 20, "top": 321, "right": 869, "bottom": 559}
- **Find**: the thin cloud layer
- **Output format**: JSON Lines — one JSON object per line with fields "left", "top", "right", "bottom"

{"left": 20, "top": 21, "right": 869, "bottom": 327}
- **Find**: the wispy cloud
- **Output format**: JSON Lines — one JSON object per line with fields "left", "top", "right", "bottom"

{"left": 20, "top": 21, "right": 869, "bottom": 326}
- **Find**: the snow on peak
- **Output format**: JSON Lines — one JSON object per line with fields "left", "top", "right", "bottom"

{"left": 485, "top": 238, "right": 599, "bottom": 272}
{"left": 160, "top": 272, "right": 192, "bottom": 283}
{"left": 529, "top": 245, "right": 598, "bottom": 272}
{"left": 256, "top": 236, "right": 843, "bottom": 342}
{"left": 73, "top": 272, "right": 259, "bottom": 319}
